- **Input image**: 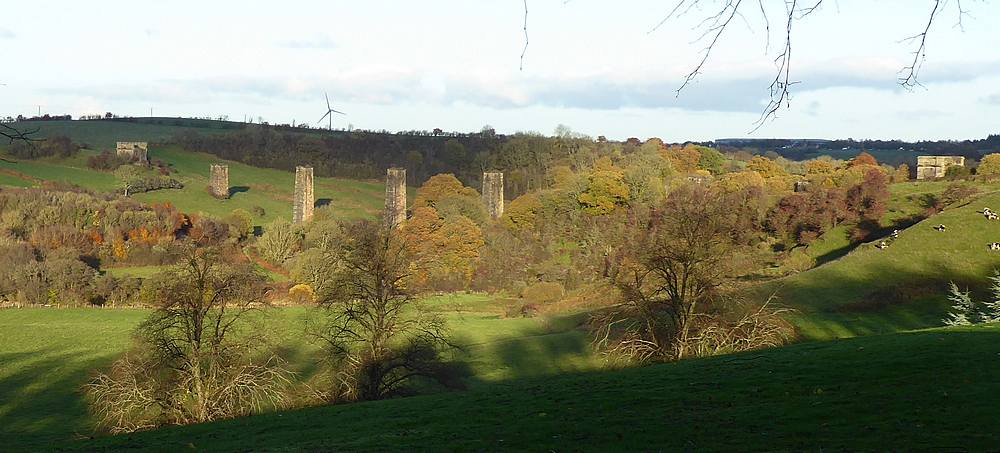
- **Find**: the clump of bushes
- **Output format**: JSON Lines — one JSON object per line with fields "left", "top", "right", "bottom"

{"left": 127, "top": 175, "right": 183, "bottom": 194}
{"left": 87, "top": 151, "right": 132, "bottom": 170}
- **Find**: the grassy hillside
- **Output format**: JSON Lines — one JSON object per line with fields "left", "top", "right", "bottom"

{"left": 58, "top": 325, "right": 1000, "bottom": 452}
{"left": 0, "top": 145, "right": 386, "bottom": 224}
{"left": 0, "top": 297, "right": 601, "bottom": 451}
{"left": 777, "top": 188, "right": 1000, "bottom": 340}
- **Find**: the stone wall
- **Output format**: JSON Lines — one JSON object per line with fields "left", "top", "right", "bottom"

{"left": 384, "top": 167, "right": 407, "bottom": 228}
{"left": 482, "top": 171, "right": 504, "bottom": 219}
{"left": 209, "top": 164, "right": 229, "bottom": 199}
{"left": 916, "top": 155, "right": 965, "bottom": 180}
{"left": 116, "top": 141, "right": 149, "bottom": 165}
{"left": 293, "top": 166, "right": 314, "bottom": 223}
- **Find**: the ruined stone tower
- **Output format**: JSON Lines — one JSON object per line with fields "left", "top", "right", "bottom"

{"left": 209, "top": 164, "right": 229, "bottom": 199}
{"left": 293, "top": 166, "right": 314, "bottom": 223}
{"left": 116, "top": 141, "right": 149, "bottom": 165}
{"left": 482, "top": 171, "right": 504, "bottom": 219}
{"left": 384, "top": 167, "right": 407, "bottom": 228}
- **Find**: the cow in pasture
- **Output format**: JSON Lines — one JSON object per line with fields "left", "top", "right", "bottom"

{"left": 934, "top": 224, "right": 947, "bottom": 232}
{"left": 989, "top": 242, "right": 1000, "bottom": 251}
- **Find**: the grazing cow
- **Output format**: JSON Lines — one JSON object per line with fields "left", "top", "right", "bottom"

{"left": 891, "top": 229, "right": 900, "bottom": 239}
{"left": 877, "top": 241, "right": 889, "bottom": 249}
{"left": 989, "top": 214, "right": 999, "bottom": 221}
{"left": 934, "top": 224, "right": 947, "bottom": 232}
{"left": 989, "top": 242, "right": 1000, "bottom": 251}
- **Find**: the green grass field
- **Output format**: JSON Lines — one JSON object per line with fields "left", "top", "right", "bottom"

{"left": 775, "top": 188, "right": 1000, "bottom": 340}
{"left": 0, "top": 145, "right": 387, "bottom": 225}
{"left": 56, "top": 324, "right": 1000, "bottom": 451}
{"left": 0, "top": 295, "right": 601, "bottom": 451}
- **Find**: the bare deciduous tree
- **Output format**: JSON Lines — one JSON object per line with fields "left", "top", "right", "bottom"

{"left": 591, "top": 185, "right": 789, "bottom": 362}
{"left": 87, "top": 244, "right": 291, "bottom": 433}
{"left": 310, "top": 220, "right": 461, "bottom": 401}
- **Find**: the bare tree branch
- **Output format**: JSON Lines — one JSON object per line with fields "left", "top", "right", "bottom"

{"left": 0, "top": 122, "right": 40, "bottom": 143}
{"left": 520, "top": 0, "right": 529, "bottom": 71}
{"left": 898, "top": 0, "right": 942, "bottom": 89}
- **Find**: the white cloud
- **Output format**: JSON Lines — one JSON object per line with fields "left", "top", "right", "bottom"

{"left": 0, "top": 28, "right": 14, "bottom": 39}
{"left": 277, "top": 35, "right": 336, "bottom": 50}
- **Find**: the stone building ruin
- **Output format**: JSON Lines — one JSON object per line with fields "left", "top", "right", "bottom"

{"left": 209, "top": 164, "right": 229, "bottom": 199}
{"left": 384, "top": 167, "right": 407, "bottom": 228}
{"left": 916, "top": 156, "right": 965, "bottom": 180}
{"left": 293, "top": 166, "right": 314, "bottom": 223}
{"left": 482, "top": 171, "right": 504, "bottom": 219}
{"left": 116, "top": 141, "right": 149, "bottom": 165}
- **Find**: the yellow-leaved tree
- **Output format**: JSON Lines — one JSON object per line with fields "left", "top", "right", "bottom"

{"left": 578, "top": 157, "right": 630, "bottom": 215}
{"left": 978, "top": 153, "right": 1000, "bottom": 178}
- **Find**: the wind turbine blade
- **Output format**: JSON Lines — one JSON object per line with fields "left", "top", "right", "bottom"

{"left": 331, "top": 109, "right": 346, "bottom": 115}
{"left": 325, "top": 92, "right": 331, "bottom": 110}
{"left": 319, "top": 111, "right": 331, "bottom": 122}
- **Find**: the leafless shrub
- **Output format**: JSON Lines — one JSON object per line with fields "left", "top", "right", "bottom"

{"left": 590, "top": 294, "right": 793, "bottom": 365}
{"left": 85, "top": 243, "right": 292, "bottom": 433}
{"left": 685, "top": 296, "right": 795, "bottom": 357}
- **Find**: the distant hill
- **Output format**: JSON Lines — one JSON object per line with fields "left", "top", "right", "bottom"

{"left": 0, "top": 143, "right": 386, "bottom": 224}
{"left": 709, "top": 135, "right": 1000, "bottom": 166}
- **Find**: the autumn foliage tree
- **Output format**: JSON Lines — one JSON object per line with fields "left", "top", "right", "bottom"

{"left": 977, "top": 153, "right": 1000, "bottom": 178}
{"left": 846, "top": 169, "right": 889, "bottom": 222}
{"left": 413, "top": 173, "right": 479, "bottom": 209}
{"left": 848, "top": 151, "right": 878, "bottom": 168}
{"left": 767, "top": 188, "right": 849, "bottom": 246}
{"left": 577, "top": 157, "right": 630, "bottom": 215}
{"left": 403, "top": 175, "right": 486, "bottom": 290}
{"left": 402, "top": 207, "right": 484, "bottom": 291}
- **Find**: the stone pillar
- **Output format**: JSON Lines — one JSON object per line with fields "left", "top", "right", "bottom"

{"left": 384, "top": 168, "right": 407, "bottom": 228}
{"left": 482, "top": 171, "right": 504, "bottom": 219}
{"left": 116, "top": 141, "right": 149, "bottom": 165}
{"left": 293, "top": 166, "right": 314, "bottom": 223}
{"left": 209, "top": 164, "right": 229, "bottom": 198}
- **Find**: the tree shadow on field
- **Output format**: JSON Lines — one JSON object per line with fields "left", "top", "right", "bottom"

{"left": 451, "top": 312, "right": 599, "bottom": 387}
{"left": 0, "top": 348, "right": 118, "bottom": 450}
{"left": 315, "top": 198, "right": 332, "bottom": 208}
{"left": 768, "top": 257, "right": 994, "bottom": 341}
{"left": 228, "top": 186, "right": 250, "bottom": 197}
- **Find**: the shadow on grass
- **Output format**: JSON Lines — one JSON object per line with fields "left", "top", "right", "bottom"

{"left": 73, "top": 327, "right": 1000, "bottom": 452}
{"left": 768, "top": 257, "right": 996, "bottom": 340}
{"left": 228, "top": 186, "right": 250, "bottom": 197}
{"left": 450, "top": 312, "right": 598, "bottom": 387}
{"left": 0, "top": 348, "right": 119, "bottom": 450}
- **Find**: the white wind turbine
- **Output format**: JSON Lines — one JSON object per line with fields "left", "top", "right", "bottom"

{"left": 318, "top": 92, "right": 345, "bottom": 131}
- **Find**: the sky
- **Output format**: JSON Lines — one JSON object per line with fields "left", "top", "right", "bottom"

{"left": 2, "top": 0, "right": 1000, "bottom": 141}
